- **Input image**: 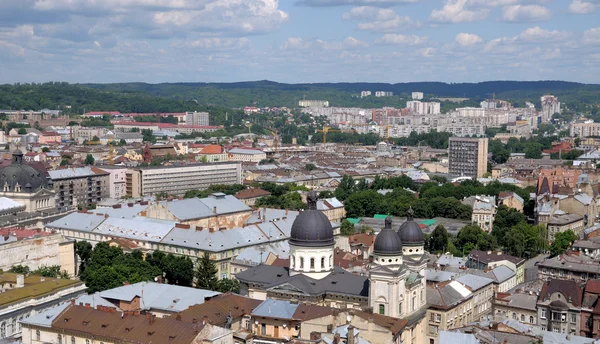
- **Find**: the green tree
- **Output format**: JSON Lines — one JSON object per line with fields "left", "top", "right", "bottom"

{"left": 217, "top": 278, "right": 240, "bottom": 293}
{"left": 18, "top": 128, "right": 27, "bottom": 134}
{"left": 524, "top": 143, "right": 543, "bottom": 159}
{"left": 455, "top": 225, "right": 495, "bottom": 255}
{"left": 340, "top": 219, "right": 355, "bottom": 236}
{"left": 41, "top": 147, "right": 50, "bottom": 152}
{"left": 9, "top": 265, "right": 30, "bottom": 274}
{"left": 550, "top": 230, "right": 577, "bottom": 257}
{"left": 195, "top": 252, "right": 218, "bottom": 290}
{"left": 427, "top": 225, "right": 449, "bottom": 253}
{"left": 305, "top": 163, "right": 316, "bottom": 171}
{"left": 334, "top": 175, "right": 355, "bottom": 201}
{"left": 75, "top": 240, "right": 93, "bottom": 275}
{"left": 84, "top": 154, "right": 95, "bottom": 165}
{"left": 118, "top": 139, "right": 127, "bottom": 146}
{"left": 60, "top": 159, "right": 70, "bottom": 166}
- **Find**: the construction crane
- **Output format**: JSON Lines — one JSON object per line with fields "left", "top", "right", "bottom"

{"left": 316, "top": 126, "right": 343, "bottom": 144}
{"left": 269, "top": 129, "right": 280, "bottom": 152}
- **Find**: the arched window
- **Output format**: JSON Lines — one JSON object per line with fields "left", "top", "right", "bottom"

{"left": 529, "top": 316, "right": 534, "bottom": 324}
{"left": 521, "top": 314, "right": 525, "bottom": 322}
{"left": 291, "top": 256, "right": 295, "bottom": 269}
{"left": 86, "top": 339, "right": 90, "bottom": 344}
{"left": 310, "top": 258, "right": 315, "bottom": 269}
{"left": 300, "top": 257, "right": 304, "bottom": 269}
{"left": 379, "top": 304, "right": 385, "bottom": 315}
{"left": 321, "top": 257, "right": 325, "bottom": 269}
{"left": 72, "top": 337, "right": 76, "bottom": 344}
{"left": 512, "top": 313, "right": 517, "bottom": 320}
{"left": 36, "top": 330, "right": 40, "bottom": 341}
{"left": 58, "top": 334, "right": 63, "bottom": 343}
{"left": 329, "top": 255, "right": 333, "bottom": 266}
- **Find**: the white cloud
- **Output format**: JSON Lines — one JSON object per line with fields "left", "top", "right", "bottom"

{"left": 502, "top": 5, "right": 552, "bottom": 22}
{"left": 376, "top": 33, "right": 428, "bottom": 45}
{"left": 568, "top": 0, "right": 599, "bottom": 14}
{"left": 172, "top": 37, "right": 251, "bottom": 49}
{"left": 429, "top": 0, "right": 489, "bottom": 23}
{"left": 419, "top": 47, "right": 435, "bottom": 57}
{"left": 583, "top": 27, "right": 600, "bottom": 44}
{"left": 517, "top": 26, "right": 569, "bottom": 42}
{"left": 455, "top": 32, "right": 482, "bottom": 46}
{"left": 297, "top": 0, "right": 420, "bottom": 6}
{"left": 343, "top": 6, "right": 421, "bottom": 32}
{"left": 281, "top": 36, "right": 368, "bottom": 50}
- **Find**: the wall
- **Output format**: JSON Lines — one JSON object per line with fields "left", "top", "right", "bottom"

{"left": 0, "top": 234, "right": 74, "bottom": 275}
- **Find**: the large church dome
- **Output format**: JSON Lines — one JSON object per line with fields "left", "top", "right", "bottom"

{"left": 398, "top": 208, "right": 424, "bottom": 246}
{"left": 374, "top": 215, "right": 402, "bottom": 255}
{"left": 289, "top": 191, "right": 334, "bottom": 247}
{"left": 0, "top": 150, "right": 48, "bottom": 193}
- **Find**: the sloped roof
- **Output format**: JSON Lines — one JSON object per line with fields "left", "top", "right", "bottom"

{"left": 175, "top": 293, "right": 262, "bottom": 325}
{"left": 540, "top": 279, "right": 583, "bottom": 307}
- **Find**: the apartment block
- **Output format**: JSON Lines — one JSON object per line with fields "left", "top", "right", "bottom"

{"left": 185, "top": 111, "right": 210, "bottom": 126}
{"left": 299, "top": 100, "right": 329, "bottom": 107}
{"left": 127, "top": 162, "right": 242, "bottom": 196}
{"left": 571, "top": 121, "right": 600, "bottom": 138}
{"left": 48, "top": 167, "right": 110, "bottom": 209}
{"left": 448, "top": 137, "right": 489, "bottom": 178}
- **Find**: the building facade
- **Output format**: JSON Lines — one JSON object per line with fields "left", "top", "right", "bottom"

{"left": 448, "top": 137, "right": 489, "bottom": 179}
{"left": 48, "top": 167, "right": 110, "bottom": 210}
{"left": 185, "top": 111, "right": 210, "bottom": 126}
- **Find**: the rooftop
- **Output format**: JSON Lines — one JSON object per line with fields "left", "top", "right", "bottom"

{"left": 0, "top": 273, "right": 85, "bottom": 308}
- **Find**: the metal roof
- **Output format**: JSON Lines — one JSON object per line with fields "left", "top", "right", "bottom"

{"left": 20, "top": 302, "right": 71, "bottom": 328}
{"left": 251, "top": 299, "right": 298, "bottom": 319}
{"left": 46, "top": 212, "right": 107, "bottom": 232}
{"left": 98, "top": 282, "right": 220, "bottom": 312}
{"left": 456, "top": 274, "right": 494, "bottom": 291}
{"left": 91, "top": 203, "right": 150, "bottom": 219}
{"left": 94, "top": 216, "right": 175, "bottom": 242}
{"left": 48, "top": 166, "right": 107, "bottom": 180}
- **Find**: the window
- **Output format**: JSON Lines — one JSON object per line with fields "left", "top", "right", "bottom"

{"left": 530, "top": 316, "right": 534, "bottom": 324}
{"left": 379, "top": 304, "right": 385, "bottom": 315}
{"left": 512, "top": 313, "right": 517, "bottom": 320}
{"left": 36, "top": 330, "right": 40, "bottom": 341}
{"left": 0, "top": 323, "right": 5, "bottom": 338}
{"left": 58, "top": 335, "right": 63, "bottom": 343}
{"left": 399, "top": 302, "right": 402, "bottom": 315}
{"left": 321, "top": 257, "right": 325, "bottom": 269}
{"left": 300, "top": 257, "right": 304, "bottom": 269}
{"left": 541, "top": 309, "right": 547, "bottom": 319}
{"left": 310, "top": 258, "right": 315, "bottom": 269}
{"left": 521, "top": 314, "right": 525, "bottom": 322}
{"left": 436, "top": 314, "right": 441, "bottom": 323}
{"left": 571, "top": 314, "right": 577, "bottom": 323}
{"left": 429, "top": 325, "right": 437, "bottom": 335}
{"left": 72, "top": 337, "right": 76, "bottom": 344}
{"left": 261, "top": 323, "right": 266, "bottom": 336}
{"left": 291, "top": 256, "right": 295, "bottom": 269}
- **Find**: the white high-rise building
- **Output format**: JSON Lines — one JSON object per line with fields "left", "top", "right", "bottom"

{"left": 412, "top": 92, "right": 424, "bottom": 100}
{"left": 541, "top": 95, "right": 560, "bottom": 123}
{"left": 361, "top": 91, "right": 372, "bottom": 97}
{"left": 185, "top": 111, "right": 210, "bottom": 126}
{"left": 406, "top": 100, "right": 440, "bottom": 115}
{"left": 375, "top": 91, "right": 393, "bottom": 97}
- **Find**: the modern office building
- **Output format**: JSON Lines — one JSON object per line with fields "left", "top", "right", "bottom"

{"left": 126, "top": 162, "right": 242, "bottom": 197}
{"left": 448, "top": 137, "right": 489, "bottom": 178}
{"left": 185, "top": 111, "right": 210, "bottom": 126}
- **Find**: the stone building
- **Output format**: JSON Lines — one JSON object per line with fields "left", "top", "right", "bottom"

{"left": 537, "top": 279, "right": 583, "bottom": 334}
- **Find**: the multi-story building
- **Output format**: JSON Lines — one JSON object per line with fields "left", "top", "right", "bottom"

{"left": 127, "top": 162, "right": 242, "bottom": 196}
{"left": 494, "top": 292, "right": 539, "bottom": 326}
{"left": 412, "top": 92, "right": 424, "bottom": 100}
{"left": 227, "top": 148, "right": 267, "bottom": 163}
{"left": 448, "top": 137, "right": 489, "bottom": 178}
{"left": 185, "top": 111, "right": 210, "bottom": 126}
{"left": 406, "top": 101, "right": 440, "bottom": 115}
{"left": 360, "top": 91, "right": 371, "bottom": 97}
{"left": 537, "top": 254, "right": 600, "bottom": 282}
{"left": 467, "top": 250, "right": 526, "bottom": 285}
{"left": 537, "top": 279, "right": 582, "bottom": 334}
{"left": 461, "top": 195, "right": 497, "bottom": 232}
{"left": 96, "top": 166, "right": 127, "bottom": 199}
{"left": 375, "top": 91, "right": 393, "bottom": 97}
{"left": 0, "top": 273, "right": 86, "bottom": 340}
{"left": 541, "top": 95, "right": 561, "bottom": 123}
{"left": 299, "top": 100, "right": 329, "bottom": 107}
{"left": 426, "top": 281, "right": 474, "bottom": 344}
{"left": 571, "top": 121, "right": 600, "bottom": 138}
{"left": 547, "top": 214, "right": 585, "bottom": 241}
{"left": 71, "top": 126, "right": 107, "bottom": 142}
{"left": 455, "top": 275, "right": 494, "bottom": 322}
{"left": 48, "top": 167, "right": 110, "bottom": 210}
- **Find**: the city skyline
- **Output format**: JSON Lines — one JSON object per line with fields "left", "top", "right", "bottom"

{"left": 0, "top": 0, "right": 598, "bottom": 84}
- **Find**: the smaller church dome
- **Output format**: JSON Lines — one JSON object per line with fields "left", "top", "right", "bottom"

{"left": 398, "top": 208, "right": 424, "bottom": 246}
{"left": 289, "top": 191, "right": 334, "bottom": 247}
{"left": 373, "top": 216, "right": 402, "bottom": 255}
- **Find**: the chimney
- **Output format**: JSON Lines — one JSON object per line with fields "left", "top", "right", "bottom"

{"left": 196, "top": 226, "right": 203, "bottom": 231}
{"left": 16, "top": 274, "right": 25, "bottom": 288}
{"left": 213, "top": 206, "right": 217, "bottom": 214}
{"left": 347, "top": 326, "right": 355, "bottom": 344}
{"left": 128, "top": 203, "right": 134, "bottom": 207}
{"left": 209, "top": 228, "right": 215, "bottom": 233}
{"left": 310, "top": 332, "right": 322, "bottom": 341}
{"left": 84, "top": 303, "right": 91, "bottom": 308}
{"left": 286, "top": 208, "right": 289, "bottom": 215}
{"left": 113, "top": 204, "right": 122, "bottom": 209}
{"left": 175, "top": 223, "right": 190, "bottom": 229}
{"left": 176, "top": 314, "right": 182, "bottom": 321}
{"left": 333, "top": 333, "right": 341, "bottom": 344}
{"left": 149, "top": 314, "right": 156, "bottom": 325}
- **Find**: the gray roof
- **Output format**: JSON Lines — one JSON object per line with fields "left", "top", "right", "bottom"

{"left": 95, "top": 216, "right": 175, "bottom": 242}
{"left": 456, "top": 274, "right": 494, "bottom": 291}
{"left": 251, "top": 299, "right": 298, "bottom": 319}
{"left": 236, "top": 265, "right": 369, "bottom": 298}
{"left": 427, "top": 282, "right": 471, "bottom": 309}
{"left": 439, "top": 331, "right": 479, "bottom": 344}
{"left": 575, "top": 193, "right": 593, "bottom": 206}
{"left": 48, "top": 167, "right": 108, "bottom": 180}
{"left": 435, "top": 254, "right": 466, "bottom": 267}
{"left": 426, "top": 269, "right": 458, "bottom": 283}
{"left": 229, "top": 148, "right": 265, "bottom": 155}
{"left": 160, "top": 195, "right": 251, "bottom": 221}
{"left": 20, "top": 303, "right": 71, "bottom": 328}
{"left": 91, "top": 203, "right": 150, "bottom": 218}
{"left": 504, "top": 293, "right": 539, "bottom": 311}
{"left": 98, "top": 282, "right": 220, "bottom": 312}
{"left": 47, "top": 212, "right": 107, "bottom": 232}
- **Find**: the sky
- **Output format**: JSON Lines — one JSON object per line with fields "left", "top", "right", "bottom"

{"left": 0, "top": 0, "right": 599, "bottom": 84}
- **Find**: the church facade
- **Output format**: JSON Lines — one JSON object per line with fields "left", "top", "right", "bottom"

{"left": 236, "top": 191, "right": 427, "bottom": 344}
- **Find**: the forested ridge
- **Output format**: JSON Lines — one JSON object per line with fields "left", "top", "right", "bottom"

{"left": 1, "top": 80, "right": 599, "bottom": 111}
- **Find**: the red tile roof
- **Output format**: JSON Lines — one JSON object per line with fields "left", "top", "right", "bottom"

{"left": 175, "top": 293, "right": 262, "bottom": 325}
{"left": 234, "top": 188, "right": 271, "bottom": 200}
{"left": 586, "top": 280, "right": 600, "bottom": 294}
{"left": 199, "top": 145, "right": 223, "bottom": 155}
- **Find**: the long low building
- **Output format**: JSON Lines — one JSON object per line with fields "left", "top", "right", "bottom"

{"left": 45, "top": 207, "right": 340, "bottom": 280}
{"left": 126, "top": 162, "right": 242, "bottom": 197}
